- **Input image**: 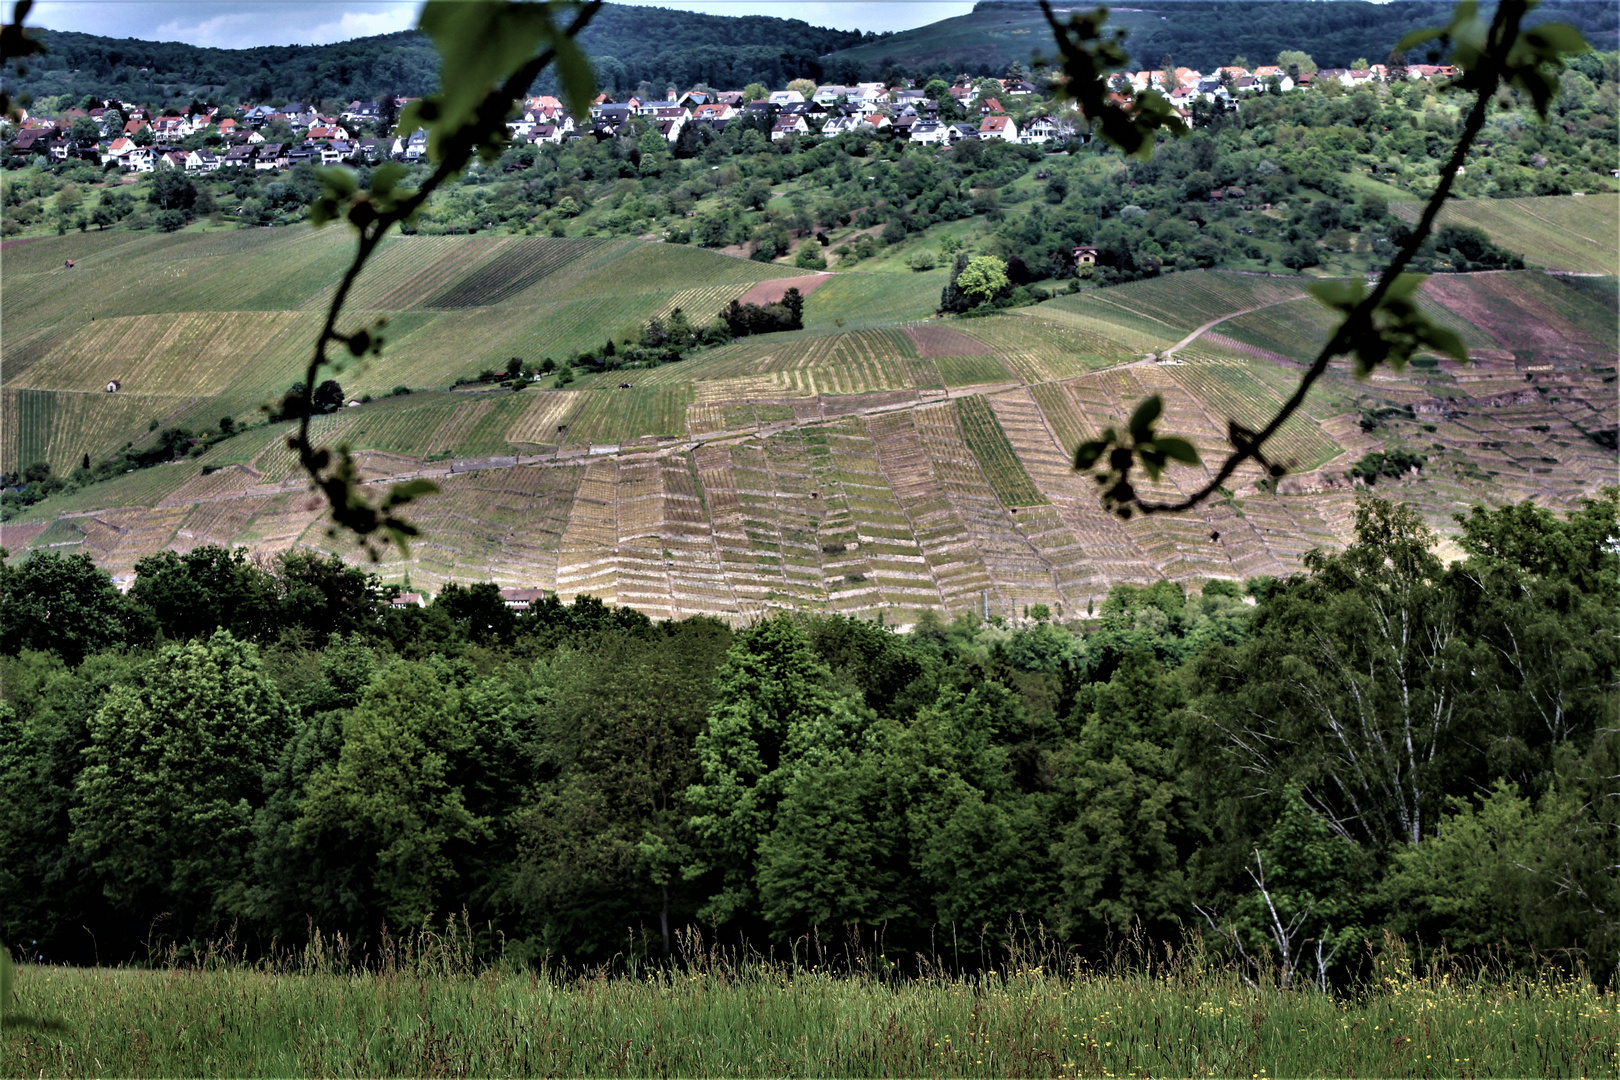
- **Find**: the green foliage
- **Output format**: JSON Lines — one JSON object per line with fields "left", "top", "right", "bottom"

{"left": 1055, "top": 649, "right": 1200, "bottom": 938}
{"left": 1348, "top": 446, "right": 1426, "bottom": 483}
{"left": 1072, "top": 394, "right": 1201, "bottom": 516}
{"left": 294, "top": 658, "right": 489, "bottom": 926}
{"left": 71, "top": 631, "right": 291, "bottom": 937}
{"left": 1307, "top": 273, "right": 1469, "bottom": 375}
{"left": 685, "top": 615, "right": 864, "bottom": 924}
{"left": 0, "top": 550, "right": 129, "bottom": 665}
{"left": 0, "top": 490, "right": 1614, "bottom": 975}
{"left": 955, "top": 255, "right": 1010, "bottom": 306}
{"left": 1385, "top": 765, "right": 1617, "bottom": 959}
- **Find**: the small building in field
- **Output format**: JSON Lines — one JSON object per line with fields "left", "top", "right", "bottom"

{"left": 498, "top": 587, "right": 549, "bottom": 610}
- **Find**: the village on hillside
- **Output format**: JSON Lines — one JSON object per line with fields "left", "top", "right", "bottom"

{"left": 3, "top": 58, "right": 1460, "bottom": 175}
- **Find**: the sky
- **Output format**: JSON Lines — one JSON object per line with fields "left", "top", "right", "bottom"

{"left": 24, "top": 1, "right": 978, "bottom": 48}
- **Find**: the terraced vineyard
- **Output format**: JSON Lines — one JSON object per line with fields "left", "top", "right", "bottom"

{"left": 1166, "top": 364, "right": 1342, "bottom": 471}
{"left": 956, "top": 395, "right": 1048, "bottom": 508}
{"left": 5, "top": 228, "right": 1613, "bottom": 620}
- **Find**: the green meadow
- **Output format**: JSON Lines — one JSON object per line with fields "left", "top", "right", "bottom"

{"left": 4, "top": 936, "right": 1615, "bottom": 1078}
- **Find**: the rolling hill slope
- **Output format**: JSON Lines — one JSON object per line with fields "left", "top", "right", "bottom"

{"left": 822, "top": 0, "right": 1619, "bottom": 76}
{"left": 1394, "top": 194, "right": 1620, "bottom": 276}
{"left": 3, "top": 229, "right": 1613, "bottom": 621}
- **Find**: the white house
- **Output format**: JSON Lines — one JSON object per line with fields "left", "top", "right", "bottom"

{"left": 650, "top": 105, "right": 687, "bottom": 143}
{"left": 1020, "top": 115, "right": 1066, "bottom": 144}
{"left": 770, "top": 114, "right": 808, "bottom": 140}
{"left": 978, "top": 115, "right": 1019, "bottom": 142}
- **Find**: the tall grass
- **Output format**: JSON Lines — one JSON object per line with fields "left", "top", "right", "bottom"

{"left": 3, "top": 923, "right": 1615, "bottom": 1077}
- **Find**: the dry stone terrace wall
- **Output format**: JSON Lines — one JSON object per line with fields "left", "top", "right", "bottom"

{"left": 13, "top": 382, "right": 1369, "bottom": 621}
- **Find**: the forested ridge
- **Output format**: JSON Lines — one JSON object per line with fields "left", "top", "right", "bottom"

{"left": 2, "top": 493, "right": 1614, "bottom": 981}
{"left": 3, "top": 5, "right": 874, "bottom": 110}
{"left": 954, "top": 0, "right": 1620, "bottom": 71}
{"left": 11, "top": 0, "right": 1614, "bottom": 105}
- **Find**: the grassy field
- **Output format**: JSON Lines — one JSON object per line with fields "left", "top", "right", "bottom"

{"left": 3, "top": 941, "right": 1614, "bottom": 1079}
{"left": 1395, "top": 195, "right": 1620, "bottom": 275}
{"left": 802, "top": 271, "right": 947, "bottom": 329}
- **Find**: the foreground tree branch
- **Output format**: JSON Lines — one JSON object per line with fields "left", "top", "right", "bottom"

{"left": 1048, "top": 0, "right": 1589, "bottom": 518}
{"left": 290, "top": 0, "right": 602, "bottom": 557}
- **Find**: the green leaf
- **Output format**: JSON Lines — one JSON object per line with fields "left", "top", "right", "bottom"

{"left": 388, "top": 479, "right": 440, "bottom": 504}
{"left": 404, "top": 1, "right": 595, "bottom": 164}
{"left": 370, "top": 162, "right": 406, "bottom": 196}
{"left": 309, "top": 166, "right": 360, "bottom": 227}
{"left": 1074, "top": 439, "right": 1109, "bottom": 471}
{"left": 1127, "top": 394, "right": 1163, "bottom": 441}
{"left": 550, "top": 28, "right": 596, "bottom": 123}
{"left": 1397, "top": 23, "right": 1451, "bottom": 52}
{"left": 1306, "top": 278, "right": 1364, "bottom": 312}
{"left": 314, "top": 166, "right": 358, "bottom": 198}
{"left": 1521, "top": 22, "right": 1590, "bottom": 55}
{"left": 1416, "top": 321, "right": 1470, "bottom": 364}
{"left": 1154, "top": 436, "right": 1201, "bottom": 466}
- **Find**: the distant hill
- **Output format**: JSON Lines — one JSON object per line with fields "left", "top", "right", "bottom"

{"left": 14, "top": 0, "right": 1614, "bottom": 108}
{"left": 822, "top": 0, "right": 1620, "bottom": 78}
{"left": 8, "top": 4, "right": 875, "bottom": 109}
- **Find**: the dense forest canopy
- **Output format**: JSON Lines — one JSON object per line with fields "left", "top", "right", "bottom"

{"left": 2, "top": 493, "right": 1615, "bottom": 980}
{"left": 9, "top": 0, "right": 1614, "bottom": 109}
{"left": 1, "top": 4, "right": 874, "bottom": 109}
{"left": 962, "top": 0, "right": 1620, "bottom": 70}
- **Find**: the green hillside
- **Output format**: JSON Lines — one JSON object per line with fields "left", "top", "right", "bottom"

{"left": 824, "top": 0, "right": 1618, "bottom": 75}
{"left": 3, "top": 227, "right": 1613, "bottom": 618}
{"left": 14, "top": 4, "right": 871, "bottom": 110}
{"left": 1394, "top": 194, "right": 1620, "bottom": 276}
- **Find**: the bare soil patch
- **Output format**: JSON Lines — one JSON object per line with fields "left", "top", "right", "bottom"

{"left": 735, "top": 274, "right": 830, "bottom": 307}
{"left": 0, "top": 522, "right": 46, "bottom": 549}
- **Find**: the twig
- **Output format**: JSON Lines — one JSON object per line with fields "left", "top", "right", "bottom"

{"left": 1133, "top": 1, "right": 1523, "bottom": 514}
{"left": 291, "top": 1, "right": 603, "bottom": 551}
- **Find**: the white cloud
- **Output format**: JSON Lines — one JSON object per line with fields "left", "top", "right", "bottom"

{"left": 29, "top": 2, "right": 418, "bottom": 47}
{"left": 612, "top": 1, "right": 975, "bottom": 35}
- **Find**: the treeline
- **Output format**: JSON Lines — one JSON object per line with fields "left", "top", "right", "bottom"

{"left": 560, "top": 6, "right": 874, "bottom": 98}
{"left": 8, "top": 29, "right": 439, "bottom": 111}
{"left": 961, "top": 0, "right": 1619, "bottom": 72}
{"left": 2, "top": 493, "right": 1615, "bottom": 979}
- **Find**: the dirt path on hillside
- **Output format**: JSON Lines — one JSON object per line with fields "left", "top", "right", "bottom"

{"left": 1156, "top": 296, "right": 1302, "bottom": 361}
